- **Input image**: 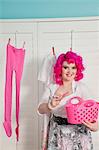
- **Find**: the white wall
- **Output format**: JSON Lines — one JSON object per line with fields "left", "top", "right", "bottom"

{"left": 0, "top": 17, "right": 99, "bottom": 150}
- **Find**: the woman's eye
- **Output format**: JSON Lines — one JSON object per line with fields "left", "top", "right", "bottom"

{"left": 72, "top": 67, "right": 76, "bottom": 69}
{"left": 63, "top": 66, "right": 68, "bottom": 69}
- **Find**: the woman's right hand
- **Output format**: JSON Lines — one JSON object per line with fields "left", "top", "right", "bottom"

{"left": 50, "top": 92, "right": 68, "bottom": 108}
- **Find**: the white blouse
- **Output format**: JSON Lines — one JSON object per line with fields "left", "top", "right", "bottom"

{"left": 38, "top": 81, "right": 91, "bottom": 118}
{"left": 38, "top": 53, "right": 56, "bottom": 85}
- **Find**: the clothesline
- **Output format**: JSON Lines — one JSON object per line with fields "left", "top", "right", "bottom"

{"left": 44, "top": 30, "right": 99, "bottom": 34}
{"left": 0, "top": 32, "right": 33, "bottom": 34}
{"left": 0, "top": 32, "right": 33, "bottom": 46}
{"left": 0, "top": 30, "right": 99, "bottom": 35}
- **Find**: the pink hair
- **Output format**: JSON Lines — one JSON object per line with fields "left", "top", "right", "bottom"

{"left": 54, "top": 51, "right": 85, "bottom": 85}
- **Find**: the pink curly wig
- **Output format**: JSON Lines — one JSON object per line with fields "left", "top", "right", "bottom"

{"left": 54, "top": 51, "right": 85, "bottom": 85}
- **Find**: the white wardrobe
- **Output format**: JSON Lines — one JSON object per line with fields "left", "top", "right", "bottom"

{"left": 0, "top": 17, "right": 99, "bottom": 150}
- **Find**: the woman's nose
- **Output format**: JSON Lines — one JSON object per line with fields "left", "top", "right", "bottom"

{"left": 67, "top": 68, "right": 72, "bottom": 73}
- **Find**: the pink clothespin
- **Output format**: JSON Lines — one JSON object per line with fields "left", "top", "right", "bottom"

{"left": 70, "top": 47, "right": 72, "bottom": 51}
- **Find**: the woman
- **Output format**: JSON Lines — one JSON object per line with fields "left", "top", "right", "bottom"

{"left": 38, "top": 51, "right": 98, "bottom": 150}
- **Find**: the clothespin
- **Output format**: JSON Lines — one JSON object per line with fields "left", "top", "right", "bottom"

{"left": 8, "top": 38, "right": 11, "bottom": 44}
{"left": 52, "top": 47, "right": 55, "bottom": 56}
{"left": 70, "top": 48, "right": 72, "bottom": 51}
{"left": 23, "top": 41, "right": 25, "bottom": 49}
{"left": 52, "top": 47, "right": 56, "bottom": 59}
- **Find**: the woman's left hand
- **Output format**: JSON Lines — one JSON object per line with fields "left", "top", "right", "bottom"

{"left": 82, "top": 120, "right": 99, "bottom": 132}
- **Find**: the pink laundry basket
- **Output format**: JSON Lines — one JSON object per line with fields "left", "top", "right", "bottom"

{"left": 65, "top": 96, "right": 99, "bottom": 124}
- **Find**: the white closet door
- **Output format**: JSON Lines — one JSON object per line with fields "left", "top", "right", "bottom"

{"left": 0, "top": 22, "right": 39, "bottom": 150}
{"left": 72, "top": 23, "right": 99, "bottom": 149}
{"left": 38, "top": 19, "right": 99, "bottom": 150}
{"left": 38, "top": 22, "right": 73, "bottom": 150}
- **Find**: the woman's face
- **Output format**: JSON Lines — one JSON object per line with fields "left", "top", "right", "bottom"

{"left": 62, "top": 61, "right": 77, "bottom": 82}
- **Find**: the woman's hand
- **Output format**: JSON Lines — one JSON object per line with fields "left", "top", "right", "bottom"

{"left": 49, "top": 92, "right": 68, "bottom": 109}
{"left": 82, "top": 120, "right": 99, "bottom": 132}
{"left": 51, "top": 94, "right": 63, "bottom": 108}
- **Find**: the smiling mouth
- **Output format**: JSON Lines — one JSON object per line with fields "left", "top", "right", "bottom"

{"left": 66, "top": 74, "right": 73, "bottom": 77}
